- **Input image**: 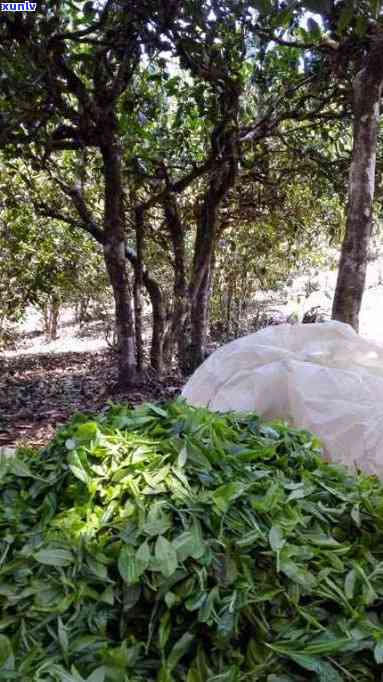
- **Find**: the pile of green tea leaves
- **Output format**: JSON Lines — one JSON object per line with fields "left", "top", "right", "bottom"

{"left": 2, "top": 400, "right": 383, "bottom": 682}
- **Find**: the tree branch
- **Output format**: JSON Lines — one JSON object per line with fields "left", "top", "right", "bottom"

{"left": 52, "top": 180, "right": 105, "bottom": 243}
{"left": 140, "top": 158, "right": 214, "bottom": 211}
{"left": 50, "top": 50, "right": 98, "bottom": 121}
{"left": 34, "top": 200, "right": 106, "bottom": 245}
{"left": 53, "top": 0, "right": 114, "bottom": 42}
{"left": 109, "top": 44, "right": 140, "bottom": 102}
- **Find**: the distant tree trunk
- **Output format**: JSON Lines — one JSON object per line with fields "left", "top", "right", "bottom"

{"left": 103, "top": 241, "right": 137, "bottom": 386}
{"left": 76, "top": 297, "right": 91, "bottom": 326}
{"left": 226, "top": 281, "right": 234, "bottom": 337}
{"left": 134, "top": 207, "right": 144, "bottom": 373}
{"left": 189, "top": 160, "right": 237, "bottom": 370}
{"left": 42, "top": 297, "right": 60, "bottom": 340}
{"left": 125, "top": 246, "right": 165, "bottom": 374}
{"left": 41, "top": 304, "right": 49, "bottom": 337}
{"left": 162, "top": 194, "right": 188, "bottom": 365}
{"left": 188, "top": 78, "right": 240, "bottom": 371}
{"left": 101, "top": 135, "right": 138, "bottom": 387}
{"left": 49, "top": 298, "right": 60, "bottom": 340}
{"left": 332, "top": 35, "right": 383, "bottom": 330}
{"left": 190, "top": 267, "right": 210, "bottom": 368}
{"left": 148, "top": 283, "right": 165, "bottom": 373}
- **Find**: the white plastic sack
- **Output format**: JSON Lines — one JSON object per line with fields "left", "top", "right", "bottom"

{"left": 182, "top": 321, "right": 383, "bottom": 478}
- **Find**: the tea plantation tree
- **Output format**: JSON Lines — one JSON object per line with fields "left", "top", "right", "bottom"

{"left": 330, "top": 2, "right": 383, "bottom": 329}
{"left": 255, "top": 0, "right": 383, "bottom": 330}
{"left": 0, "top": 0, "right": 364, "bottom": 378}
{"left": 0, "top": 0, "right": 160, "bottom": 386}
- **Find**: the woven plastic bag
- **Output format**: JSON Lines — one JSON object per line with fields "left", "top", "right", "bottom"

{"left": 182, "top": 321, "right": 383, "bottom": 477}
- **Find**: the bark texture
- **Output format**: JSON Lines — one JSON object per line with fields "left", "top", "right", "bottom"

{"left": 125, "top": 246, "right": 165, "bottom": 374}
{"left": 187, "top": 79, "right": 240, "bottom": 370}
{"left": 101, "top": 134, "right": 137, "bottom": 386}
{"left": 332, "top": 34, "right": 383, "bottom": 330}
{"left": 42, "top": 298, "right": 60, "bottom": 340}
{"left": 189, "top": 144, "right": 239, "bottom": 369}
{"left": 162, "top": 194, "right": 188, "bottom": 365}
{"left": 134, "top": 207, "right": 144, "bottom": 373}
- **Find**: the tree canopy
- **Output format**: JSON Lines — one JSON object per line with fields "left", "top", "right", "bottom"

{"left": 1, "top": 0, "right": 383, "bottom": 382}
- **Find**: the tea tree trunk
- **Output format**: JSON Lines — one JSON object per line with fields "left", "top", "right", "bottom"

{"left": 332, "top": 35, "right": 383, "bottom": 330}
{"left": 102, "top": 136, "right": 138, "bottom": 386}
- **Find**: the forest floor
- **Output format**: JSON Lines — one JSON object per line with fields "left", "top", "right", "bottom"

{"left": 0, "top": 315, "right": 183, "bottom": 449}
{"left": 2, "top": 258, "right": 383, "bottom": 450}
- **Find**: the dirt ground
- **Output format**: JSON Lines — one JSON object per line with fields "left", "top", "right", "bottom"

{"left": 0, "top": 344, "right": 183, "bottom": 449}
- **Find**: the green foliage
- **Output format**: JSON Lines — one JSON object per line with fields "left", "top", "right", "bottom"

{"left": 1, "top": 0, "right": 383, "bottom": 365}
{"left": 298, "top": 0, "right": 383, "bottom": 35}
{"left": 0, "top": 161, "right": 110, "bottom": 332}
{"left": 2, "top": 401, "right": 383, "bottom": 679}
{"left": 210, "top": 153, "right": 346, "bottom": 339}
